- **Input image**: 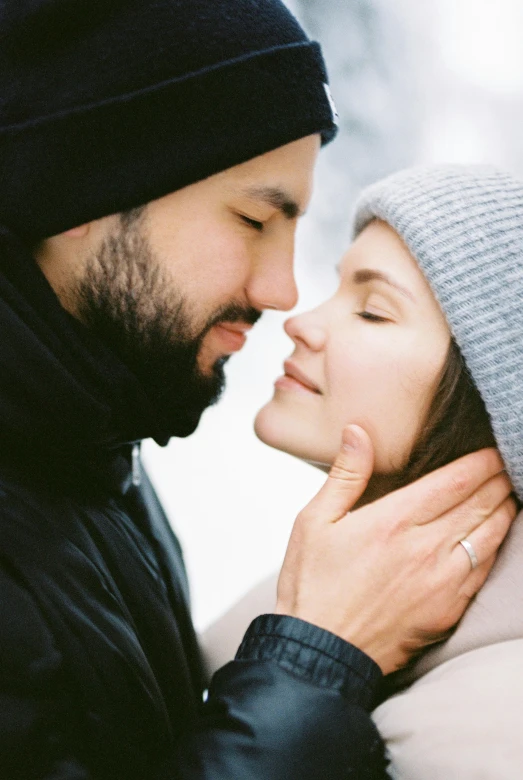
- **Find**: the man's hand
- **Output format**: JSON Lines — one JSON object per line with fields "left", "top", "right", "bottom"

{"left": 276, "top": 424, "right": 516, "bottom": 674}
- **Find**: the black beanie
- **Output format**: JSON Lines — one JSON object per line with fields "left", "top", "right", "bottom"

{"left": 0, "top": 0, "right": 338, "bottom": 239}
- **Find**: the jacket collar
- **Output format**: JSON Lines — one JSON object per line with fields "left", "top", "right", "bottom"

{"left": 0, "top": 229, "right": 167, "bottom": 493}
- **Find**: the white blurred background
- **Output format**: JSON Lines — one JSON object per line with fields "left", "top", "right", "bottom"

{"left": 143, "top": 0, "right": 523, "bottom": 631}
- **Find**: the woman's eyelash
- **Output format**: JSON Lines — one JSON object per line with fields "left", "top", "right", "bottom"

{"left": 240, "top": 215, "right": 264, "bottom": 231}
{"left": 357, "top": 311, "right": 388, "bottom": 323}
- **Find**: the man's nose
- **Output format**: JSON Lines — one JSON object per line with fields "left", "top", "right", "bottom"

{"left": 247, "top": 239, "right": 299, "bottom": 312}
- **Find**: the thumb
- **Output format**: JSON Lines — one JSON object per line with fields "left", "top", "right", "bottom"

{"left": 306, "top": 424, "right": 374, "bottom": 523}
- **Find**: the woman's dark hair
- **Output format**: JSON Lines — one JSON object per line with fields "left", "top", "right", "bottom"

{"left": 387, "top": 338, "right": 497, "bottom": 493}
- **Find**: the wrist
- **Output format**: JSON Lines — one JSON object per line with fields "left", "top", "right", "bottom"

{"left": 238, "top": 614, "right": 383, "bottom": 709}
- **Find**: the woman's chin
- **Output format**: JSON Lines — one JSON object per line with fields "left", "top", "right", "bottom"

{"left": 253, "top": 402, "right": 286, "bottom": 450}
{"left": 254, "top": 402, "right": 332, "bottom": 469}
{"left": 254, "top": 402, "right": 304, "bottom": 457}
{"left": 303, "top": 458, "right": 331, "bottom": 473}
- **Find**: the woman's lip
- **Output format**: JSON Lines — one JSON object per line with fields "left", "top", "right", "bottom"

{"left": 278, "top": 361, "right": 322, "bottom": 394}
{"left": 275, "top": 374, "right": 320, "bottom": 395}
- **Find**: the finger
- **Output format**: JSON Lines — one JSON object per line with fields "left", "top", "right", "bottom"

{"left": 384, "top": 448, "right": 505, "bottom": 526}
{"left": 459, "top": 554, "right": 496, "bottom": 600}
{"left": 441, "top": 470, "right": 513, "bottom": 542}
{"left": 303, "top": 424, "right": 374, "bottom": 523}
{"left": 454, "top": 494, "right": 517, "bottom": 574}
{"left": 439, "top": 555, "right": 495, "bottom": 628}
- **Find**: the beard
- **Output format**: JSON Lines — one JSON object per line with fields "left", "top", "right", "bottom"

{"left": 73, "top": 208, "right": 260, "bottom": 440}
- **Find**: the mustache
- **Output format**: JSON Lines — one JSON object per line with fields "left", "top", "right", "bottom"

{"left": 206, "top": 302, "right": 262, "bottom": 330}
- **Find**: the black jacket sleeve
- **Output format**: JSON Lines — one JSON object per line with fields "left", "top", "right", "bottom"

{"left": 0, "top": 567, "right": 389, "bottom": 779}
{"left": 0, "top": 567, "right": 90, "bottom": 780}
{"left": 165, "top": 615, "right": 389, "bottom": 780}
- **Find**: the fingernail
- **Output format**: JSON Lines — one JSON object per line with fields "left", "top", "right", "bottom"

{"left": 342, "top": 425, "right": 359, "bottom": 451}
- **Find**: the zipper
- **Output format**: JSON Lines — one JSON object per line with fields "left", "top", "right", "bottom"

{"left": 131, "top": 443, "right": 141, "bottom": 487}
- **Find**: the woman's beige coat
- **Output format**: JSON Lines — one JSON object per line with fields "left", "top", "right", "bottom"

{"left": 373, "top": 510, "right": 523, "bottom": 779}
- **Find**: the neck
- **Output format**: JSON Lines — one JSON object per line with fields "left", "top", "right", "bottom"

{"left": 352, "top": 474, "right": 400, "bottom": 509}
{"left": 309, "top": 458, "right": 397, "bottom": 510}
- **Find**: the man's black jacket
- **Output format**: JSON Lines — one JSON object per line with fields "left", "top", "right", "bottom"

{"left": 0, "top": 232, "right": 388, "bottom": 779}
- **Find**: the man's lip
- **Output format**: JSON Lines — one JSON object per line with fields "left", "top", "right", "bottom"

{"left": 211, "top": 322, "right": 253, "bottom": 352}
{"left": 282, "top": 361, "right": 322, "bottom": 394}
{"left": 216, "top": 321, "right": 254, "bottom": 334}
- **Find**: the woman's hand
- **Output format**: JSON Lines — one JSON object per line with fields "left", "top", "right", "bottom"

{"left": 276, "top": 424, "right": 516, "bottom": 674}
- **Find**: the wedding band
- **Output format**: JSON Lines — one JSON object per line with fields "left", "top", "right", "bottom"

{"left": 459, "top": 538, "right": 479, "bottom": 570}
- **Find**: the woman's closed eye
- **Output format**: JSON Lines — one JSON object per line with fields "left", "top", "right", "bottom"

{"left": 357, "top": 310, "right": 391, "bottom": 323}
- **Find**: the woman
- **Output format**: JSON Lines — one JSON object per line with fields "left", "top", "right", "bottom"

{"left": 253, "top": 164, "right": 523, "bottom": 778}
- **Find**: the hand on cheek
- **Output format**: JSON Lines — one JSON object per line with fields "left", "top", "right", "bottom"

{"left": 277, "top": 427, "right": 515, "bottom": 674}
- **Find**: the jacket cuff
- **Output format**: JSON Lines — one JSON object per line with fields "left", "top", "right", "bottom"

{"left": 236, "top": 614, "right": 382, "bottom": 711}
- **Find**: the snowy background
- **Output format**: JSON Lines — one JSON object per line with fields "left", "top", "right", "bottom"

{"left": 143, "top": 0, "right": 523, "bottom": 631}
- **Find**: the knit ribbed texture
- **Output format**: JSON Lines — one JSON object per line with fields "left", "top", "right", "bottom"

{"left": 352, "top": 165, "right": 523, "bottom": 498}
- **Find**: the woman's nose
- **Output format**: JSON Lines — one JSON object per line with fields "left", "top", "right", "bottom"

{"left": 284, "top": 310, "right": 325, "bottom": 351}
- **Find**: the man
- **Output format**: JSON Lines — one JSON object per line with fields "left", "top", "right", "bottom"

{"left": 0, "top": 1, "right": 514, "bottom": 778}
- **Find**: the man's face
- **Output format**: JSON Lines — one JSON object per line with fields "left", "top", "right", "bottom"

{"left": 132, "top": 134, "right": 319, "bottom": 374}
{"left": 36, "top": 134, "right": 320, "bottom": 436}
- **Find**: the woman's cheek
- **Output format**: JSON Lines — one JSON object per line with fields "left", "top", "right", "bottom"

{"left": 325, "top": 345, "right": 422, "bottom": 472}
{"left": 380, "top": 347, "right": 449, "bottom": 469}
{"left": 324, "top": 351, "right": 385, "bottom": 449}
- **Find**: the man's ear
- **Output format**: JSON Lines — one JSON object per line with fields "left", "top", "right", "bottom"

{"left": 62, "top": 224, "right": 90, "bottom": 238}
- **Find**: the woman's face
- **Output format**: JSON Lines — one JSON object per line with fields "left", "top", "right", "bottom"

{"left": 254, "top": 220, "right": 451, "bottom": 473}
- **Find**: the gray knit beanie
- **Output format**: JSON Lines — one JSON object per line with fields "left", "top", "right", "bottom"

{"left": 352, "top": 164, "right": 523, "bottom": 498}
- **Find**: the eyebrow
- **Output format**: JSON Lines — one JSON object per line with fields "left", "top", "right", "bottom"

{"left": 241, "top": 185, "right": 303, "bottom": 219}
{"left": 347, "top": 268, "right": 416, "bottom": 302}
